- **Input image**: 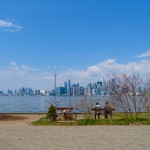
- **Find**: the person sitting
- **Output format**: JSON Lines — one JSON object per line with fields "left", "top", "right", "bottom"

{"left": 94, "top": 102, "right": 101, "bottom": 119}
{"left": 104, "top": 102, "right": 113, "bottom": 119}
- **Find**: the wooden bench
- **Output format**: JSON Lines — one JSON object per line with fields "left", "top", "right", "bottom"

{"left": 91, "top": 108, "right": 115, "bottom": 111}
{"left": 91, "top": 107, "right": 115, "bottom": 119}
{"left": 91, "top": 108, "right": 104, "bottom": 111}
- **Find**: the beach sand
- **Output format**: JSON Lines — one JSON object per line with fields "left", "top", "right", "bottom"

{"left": 0, "top": 114, "right": 150, "bottom": 150}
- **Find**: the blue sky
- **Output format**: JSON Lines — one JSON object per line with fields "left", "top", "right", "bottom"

{"left": 0, "top": 0, "right": 150, "bottom": 91}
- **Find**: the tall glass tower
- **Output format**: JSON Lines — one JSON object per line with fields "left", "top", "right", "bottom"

{"left": 68, "top": 79, "right": 71, "bottom": 87}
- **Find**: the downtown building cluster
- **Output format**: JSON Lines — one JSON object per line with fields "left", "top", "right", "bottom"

{"left": 0, "top": 87, "right": 50, "bottom": 96}
{"left": 0, "top": 79, "right": 113, "bottom": 96}
{"left": 49, "top": 79, "right": 109, "bottom": 96}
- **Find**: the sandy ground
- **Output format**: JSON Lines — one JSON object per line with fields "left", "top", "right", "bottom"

{"left": 0, "top": 114, "right": 150, "bottom": 150}
{"left": 0, "top": 114, "right": 45, "bottom": 126}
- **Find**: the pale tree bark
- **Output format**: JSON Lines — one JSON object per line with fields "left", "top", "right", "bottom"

{"left": 142, "top": 80, "right": 150, "bottom": 119}
{"left": 108, "top": 73, "right": 145, "bottom": 120}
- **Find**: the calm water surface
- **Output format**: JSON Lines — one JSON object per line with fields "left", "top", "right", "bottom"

{"left": 0, "top": 96, "right": 106, "bottom": 113}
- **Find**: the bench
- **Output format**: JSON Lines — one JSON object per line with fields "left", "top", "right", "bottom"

{"left": 91, "top": 108, "right": 104, "bottom": 111}
{"left": 91, "top": 108, "right": 115, "bottom": 111}
{"left": 91, "top": 107, "right": 115, "bottom": 119}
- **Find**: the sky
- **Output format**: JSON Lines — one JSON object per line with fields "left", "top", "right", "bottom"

{"left": 0, "top": 0, "right": 150, "bottom": 92}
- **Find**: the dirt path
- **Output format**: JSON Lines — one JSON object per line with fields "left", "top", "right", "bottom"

{"left": 0, "top": 114, "right": 45, "bottom": 126}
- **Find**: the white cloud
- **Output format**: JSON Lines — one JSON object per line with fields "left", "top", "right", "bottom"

{"left": 1, "top": 59, "right": 150, "bottom": 91}
{"left": 136, "top": 50, "right": 150, "bottom": 58}
{"left": 0, "top": 62, "right": 38, "bottom": 77}
{"left": 41, "top": 59, "right": 150, "bottom": 89}
{"left": 0, "top": 62, "right": 40, "bottom": 91}
{"left": 8, "top": 61, "right": 38, "bottom": 71}
{"left": 0, "top": 20, "right": 23, "bottom": 32}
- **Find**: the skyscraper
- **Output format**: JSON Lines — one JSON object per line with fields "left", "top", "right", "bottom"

{"left": 64, "top": 81, "right": 67, "bottom": 94}
{"left": 68, "top": 79, "right": 71, "bottom": 87}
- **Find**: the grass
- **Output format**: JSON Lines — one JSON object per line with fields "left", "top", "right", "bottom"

{"left": 32, "top": 117, "right": 58, "bottom": 126}
{"left": 32, "top": 112, "right": 150, "bottom": 126}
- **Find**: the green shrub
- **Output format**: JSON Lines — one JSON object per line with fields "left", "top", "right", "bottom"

{"left": 46, "top": 104, "right": 57, "bottom": 121}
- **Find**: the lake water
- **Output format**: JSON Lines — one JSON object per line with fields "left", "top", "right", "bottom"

{"left": 0, "top": 96, "right": 106, "bottom": 113}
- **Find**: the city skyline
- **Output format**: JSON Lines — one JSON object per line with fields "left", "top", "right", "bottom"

{"left": 0, "top": 78, "right": 108, "bottom": 96}
{"left": 0, "top": 1, "right": 150, "bottom": 91}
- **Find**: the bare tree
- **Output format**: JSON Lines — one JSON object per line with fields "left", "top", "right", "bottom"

{"left": 108, "top": 73, "right": 145, "bottom": 119}
{"left": 142, "top": 79, "right": 150, "bottom": 119}
{"left": 73, "top": 96, "right": 97, "bottom": 119}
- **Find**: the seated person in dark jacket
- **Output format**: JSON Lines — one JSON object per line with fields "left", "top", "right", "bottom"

{"left": 104, "top": 102, "right": 113, "bottom": 119}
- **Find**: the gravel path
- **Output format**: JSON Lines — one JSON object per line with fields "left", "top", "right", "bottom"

{"left": 0, "top": 125, "right": 150, "bottom": 150}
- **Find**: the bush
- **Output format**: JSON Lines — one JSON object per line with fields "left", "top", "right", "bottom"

{"left": 46, "top": 104, "right": 57, "bottom": 121}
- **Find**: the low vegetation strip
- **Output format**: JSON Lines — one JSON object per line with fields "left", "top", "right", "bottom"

{"left": 32, "top": 118, "right": 150, "bottom": 126}
{"left": 32, "top": 113, "right": 150, "bottom": 126}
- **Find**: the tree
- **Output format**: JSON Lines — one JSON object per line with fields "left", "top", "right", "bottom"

{"left": 108, "top": 73, "right": 145, "bottom": 119}
{"left": 46, "top": 104, "right": 57, "bottom": 121}
{"left": 73, "top": 96, "right": 97, "bottom": 119}
{"left": 142, "top": 80, "right": 150, "bottom": 119}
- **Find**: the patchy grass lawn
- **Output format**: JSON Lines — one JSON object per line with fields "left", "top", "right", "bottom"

{"left": 32, "top": 112, "right": 150, "bottom": 126}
